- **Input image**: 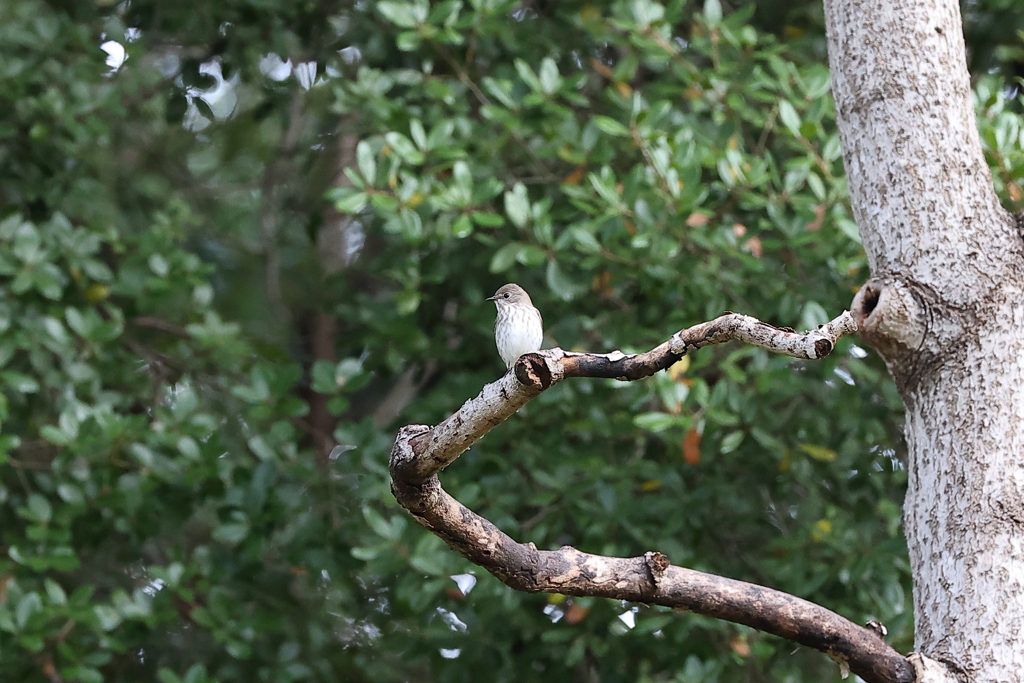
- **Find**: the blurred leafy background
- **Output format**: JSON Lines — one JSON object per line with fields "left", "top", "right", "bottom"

{"left": 1, "top": 0, "right": 1022, "bottom": 681}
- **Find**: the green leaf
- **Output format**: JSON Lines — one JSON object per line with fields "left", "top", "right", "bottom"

{"left": 800, "top": 301, "right": 831, "bottom": 329}
{"left": 44, "top": 579, "right": 67, "bottom": 606}
{"left": 453, "top": 214, "right": 473, "bottom": 238}
{"left": 213, "top": 519, "right": 250, "bottom": 544}
{"left": 837, "top": 218, "right": 862, "bottom": 243}
{"left": 40, "top": 425, "right": 70, "bottom": 445}
{"left": 356, "top": 140, "right": 376, "bottom": 183}
{"left": 513, "top": 59, "right": 543, "bottom": 93}
{"left": 398, "top": 208, "right": 423, "bottom": 240}
{"left": 516, "top": 244, "right": 547, "bottom": 267}
{"left": 504, "top": 182, "right": 531, "bottom": 228}
{"left": 489, "top": 243, "right": 520, "bottom": 273}
{"left": 248, "top": 436, "right": 276, "bottom": 461}
{"left": 385, "top": 131, "right": 425, "bottom": 164}
{"left": 592, "top": 115, "right": 630, "bottom": 137}
{"left": 64, "top": 668, "right": 103, "bottom": 683}
{"left": 823, "top": 135, "right": 843, "bottom": 161}
{"left": 799, "top": 444, "right": 837, "bottom": 462}
{"left": 538, "top": 57, "right": 561, "bottom": 94}
{"left": 396, "top": 31, "right": 421, "bottom": 51}
{"left": 335, "top": 192, "right": 368, "bottom": 214}
{"left": 378, "top": 0, "right": 426, "bottom": 27}
{"left": 410, "top": 119, "right": 427, "bottom": 150}
{"left": 311, "top": 359, "right": 338, "bottom": 394}
{"left": 409, "top": 534, "right": 447, "bottom": 575}
{"left": 57, "top": 484, "right": 85, "bottom": 504}
{"left": 34, "top": 265, "right": 64, "bottom": 299}
{"left": 472, "top": 211, "right": 504, "bottom": 227}
{"left": 149, "top": 253, "right": 170, "bottom": 277}
{"left": 720, "top": 430, "right": 745, "bottom": 453}
{"left": 633, "top": 412, "right": 677, "bottom": 433}
{"left": 453, "top": 160, "right": 472, "bottom": 192}
{"left": 65, "top": 307, "right": 92, "bottom": 337}
{"left": 371, "top": 193, "right": 399, "bottom": 212}
{"left": 807, "top": 172, "right": 826, "bottom": 200}
{"left": 588, "top": 170, "right": 622, "bottom": 206}
{"left": 94, "top": 605, "right": 122, "bottom": 631}
{"left": 545, "top": 259, "right": 576, "bottom": 301}
{"left": 16, "top": 592, "right": 42, "bottom": 629}
{"left": 703, "top": 0, "right": 722, "bottom": 25}
{"left": 351, "top": 546, "right": 381, "bottom": 561}
{"left": 395, "top": 289, "right": 420, "bottom": 314}
{"left": 158, "top": 669, "right": 183, "bottom": 683}
{"left": 363, "top": 506, "right": 398, "bottom": 540}
{"left": 778, "top": 100, "right": 801, "bottom": 136}
{"left": 751, "top": 427, "right": 785, "bottom": 454}
{"left": 571, "top": 226, "right": 602, "bottom": 253}
{"left": 26, "top": 494, "right": 52, "bottom": 523}
{"left": 632, "top": 0, "right": 665, "bottom": 28}
{"left": 176, "top": 436, "right": 201, "bottom": 460}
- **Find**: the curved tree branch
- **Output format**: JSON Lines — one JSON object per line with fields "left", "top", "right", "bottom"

{"left": 390, "top": 311, "right": 914, "bottom": 683}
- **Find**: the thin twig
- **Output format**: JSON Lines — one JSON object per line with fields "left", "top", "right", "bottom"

{"left": 261, "top": 92, "right": 306, "bottom": 317}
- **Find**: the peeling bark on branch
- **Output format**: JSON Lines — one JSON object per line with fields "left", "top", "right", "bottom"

{"left": 908, "top": 654, "right": 966, "bottom": 683}
{"left": 390, "top": 311, "right": 914, "bottom": 683}
{"left": 392, "top": 311, "right": 858, "bottom": 484}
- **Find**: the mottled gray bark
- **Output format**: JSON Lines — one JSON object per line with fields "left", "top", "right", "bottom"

{"left": 826, "top": 0, "right": 1024, "bottom": 680}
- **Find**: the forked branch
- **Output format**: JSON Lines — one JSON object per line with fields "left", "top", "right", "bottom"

{"left": 389, "top": 311, "right": 914, "bottom": 683}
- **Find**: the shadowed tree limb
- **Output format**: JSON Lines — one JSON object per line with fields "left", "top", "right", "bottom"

{"left": 390, "top": 310, "right": 914, "bottom": 683}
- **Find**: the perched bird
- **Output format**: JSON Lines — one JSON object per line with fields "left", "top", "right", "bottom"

{"left": 487, "top": 283, "right": 544, "bottom": 369}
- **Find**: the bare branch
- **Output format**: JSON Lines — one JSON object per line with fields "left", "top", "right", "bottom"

{"left": 389, "top": 310, "right": 915, "bottom": 683}
{"left": 392, "top": 311, "right": 858, "bottom": 484}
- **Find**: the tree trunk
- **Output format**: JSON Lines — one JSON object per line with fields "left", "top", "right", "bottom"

{"left": 825, "top": 0, "right": 1024, "bottom": 679}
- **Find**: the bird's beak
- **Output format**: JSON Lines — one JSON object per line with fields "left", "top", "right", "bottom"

{"left": 486, "top": 295, "right": 497, "bottom": 301}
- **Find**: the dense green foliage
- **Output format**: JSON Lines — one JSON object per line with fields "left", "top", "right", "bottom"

{"left": 1, "top": 0, "right": 1022, "bottom": 681}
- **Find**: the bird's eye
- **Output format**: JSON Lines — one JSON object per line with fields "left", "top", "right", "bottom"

{"left": 503, "top": 293, "right": 509, "bottom": 298}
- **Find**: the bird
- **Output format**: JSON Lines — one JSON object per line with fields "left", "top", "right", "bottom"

{"left": 487, "top": 283, "right": 544, "bottom": 369}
